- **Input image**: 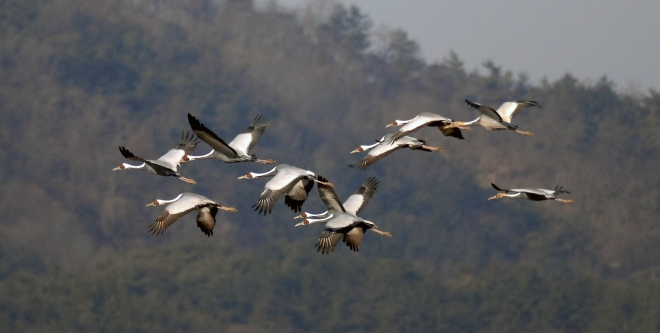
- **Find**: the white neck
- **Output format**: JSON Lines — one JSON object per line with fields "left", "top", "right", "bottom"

{"left": 249, "top": 166, "right": 278, "bottom": 178}
{"left": 396, "top": 118, "right": 414, "bottom": 126}
{"left": 360, "top": 142, "right": 381, "bottom": 152}
{"left": 305, "top": 211, "right": 329, "bottom": 218}
{"left": 186, "top": 150, "right": 215, "bottom": 161}
{"left": 157, "top": 193, "right": 183, "bottom": 205}
{"left": 124, "top": 163, "right": 146, "bottom": 169}
{"left": 305, "top": 214, "right": 334, "bottom": 224}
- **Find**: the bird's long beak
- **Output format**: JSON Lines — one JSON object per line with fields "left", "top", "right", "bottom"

{"left": 294, "top": 220, "right": 310, "bottom": 227}
{"left": 487, "top": 195, "right": 498, "bottom": 200}
{"left": 145, "top": 202, "right": 156, "bottom": 207}
{"left": 112, "top": 166, "right": 122, "bottom": 171}
{"left": 237, "top": 175, "right": 249, "bottom": 180}
{"left": 350, "top": 148, "right": 361, "bottom": 154}
{"left": 385, "top": 123, "right": 395, "bottom": 128}
{"left": 293, "top": 214, "right": 303, "bottom": 219}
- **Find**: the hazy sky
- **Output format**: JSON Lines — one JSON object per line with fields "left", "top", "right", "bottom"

{"left": 262, "top": 0, "right": 660, "bottom": 92}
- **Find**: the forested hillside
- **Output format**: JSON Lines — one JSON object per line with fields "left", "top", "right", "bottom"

{"left": 1, "top": 0, "right": 659, "bottom": 331}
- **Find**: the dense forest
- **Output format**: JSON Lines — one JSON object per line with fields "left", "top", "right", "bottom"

{"left": 1, "top": 0, "right": 659, "bottom": 331}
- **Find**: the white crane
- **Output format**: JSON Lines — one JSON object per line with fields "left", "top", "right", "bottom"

{"left": 294, "top": 176, "right": 380, "bottom": 219}
{"left": 294, "top": 176, "right": 391, "bottom": 254}
{"left": 350, "top": 133, "right": 443, "bottom": 170}
{"left": 113, "top": 131, "right": 199, "bottom": 184}
{"left": 237, "top": 164, "right": 334, "bottom": 215}
{"left": 145, "top": 192, "right": 238, "bottom": 236}
{"left": 385, "top": 112, "right": 472, "bottom": 142}
{"left": 184, "top": 113, "right": 275, "bottom": 164}
{"left": 451, "top": 100, "right": 541, "bottom": 136}
{"left": 488, "top": 183, "right": 575, "bottom": 203}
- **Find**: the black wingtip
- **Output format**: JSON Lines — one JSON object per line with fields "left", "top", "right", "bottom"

{"left": 491, "top": 183, "right": 503, "bottom": 191}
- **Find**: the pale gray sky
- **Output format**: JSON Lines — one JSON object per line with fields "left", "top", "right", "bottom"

{"left": 261, "top": 0, "right": 660, "bottom": 92}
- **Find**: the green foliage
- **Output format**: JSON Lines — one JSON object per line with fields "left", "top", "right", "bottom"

{"left": 0, "top": 0, "right": 659, "bottom": 330}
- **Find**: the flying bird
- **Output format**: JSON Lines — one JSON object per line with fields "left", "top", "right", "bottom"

{"left": 145, "top": 192, "right": 238, "bottom": 236}
{"left": 488, "top": 183, "right": 575, "bottom": 203}
{"left": 452, "top": 100, "right": 541, "bottom": 136}
{"left": 294, "top": 176, "right": 380, "bottom": 220}
{"left": 350, "top": 133, "right": 443, "bottom": 170}
{"left": 385, "top": 112, "right": 472, "bottom": 142}
{"left": 113, "top": 131, "right": 199, "bottom": 184}
{"left": 294, "top": 176, "right": 391, "bottom": 254}
{"left": 184, "top": 113, "right": 275, "bottom": 164}
{"left": 237, "top": 164, "right": 334, "bottom": 215}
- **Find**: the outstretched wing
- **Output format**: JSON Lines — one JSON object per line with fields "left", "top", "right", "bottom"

{"left": 438, "top": 126, "right": 465, "bottom": 140}
{"left": 253, "top": 188, "right": 285, "bottom": 215}
{"left": 176, "top": 131, "right": 201, "bottom": 155}
{"left": 344, "top": 224, "right": 369, "bottom": 252}
{"left": 284, "top": 179, "right": 315, "bottom": 213}
{"left": 316, "top": 175, "right": 345, "bottom": 213}
{"left": 195, "top": 205, "right": 217, "bottom": 237}
{"left": 316, "top": 230, "right": 344, "bottom": 254}
{"left": 496, "top": 100, "right": 541, "bottom": 123}
{"left": 187, "top": 113, "right": 238, "bottom": 156}
{"left": 465, "top": 100, "right": 505, "bottom": 123}
{"left": 119, "top": 146, "right": 147, "bottom": 163}
{"left": 491, "top": 183, "right": 511, "bottom": 193}
{"left": 351, "top": 143, "right": 401, "bottom": 170}
{"left": 343, "top": 177, "right": 379, "bottom": 215}
{"left": 149, "top": 209, "right": 194, "bottom": 236}
{"left": 228, "top": 114, "right": 271, "bottom": 154}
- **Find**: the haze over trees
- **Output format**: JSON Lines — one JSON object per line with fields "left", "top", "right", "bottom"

{"left": 1, "top": 0, "right": 659, "bottom": 331}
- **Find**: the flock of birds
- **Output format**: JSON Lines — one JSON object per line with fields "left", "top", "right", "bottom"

{"left": 114, "top": 100, "right": 574, "bottom": 254}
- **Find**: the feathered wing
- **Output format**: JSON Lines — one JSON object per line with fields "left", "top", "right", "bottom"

{"left": 344, "top": 225, "right": 369, "bottom": 252}
{"left": 523, "top": 192, "right": 549, "bottom": 201}
{"left": 491, "top": 183, "right": 510, "bottom": 192}
{"left": 157, "top": 132, "right": 199, "bottom": 169}
{"left": 253, "top": 188, "right": 286, "bottom": 215}
{"left": 149, "top": 209, "right": 194, "bottom": 236}
{"left": 119, "top": 146, "right": 148, "bottom": 163}
{"left": 284, "top": 179, "right": 314, "bottom": 213}
{"left": 227, "top": 114, "right": 270, "bottom": 155}
{"left": 343, "top": 177, "right": 379, "bottom": 215}
{"left": 354, "top": 144, "right": 401, "bottom": 170}
{"left": 465, "top": 100, "right": 505, "bottom": 123}
{"left": 553, "top": 185, "right": 571, "bottom": 195}
{"left": 195, "top": 205, "right": 217, "bottom": 237}
{"left": 316, "top": 175, "right": 345, "bottom": 213}
{"left": 176, "top": 131, "right": 201, "bottom": 155}
{"left": 438, "top": 126, "right": 465, "bottom": 139}
{"left": 496, "top": 100, "right": 541, "bottom": 123}
{"left": 187, "top": 113, "right": 239, "bottom": 156}
{"left": 316, "top": 230, "right": 344, "bottom": 254}
{"left": 246, "top": 114, "right": 269, "bottom": 152}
